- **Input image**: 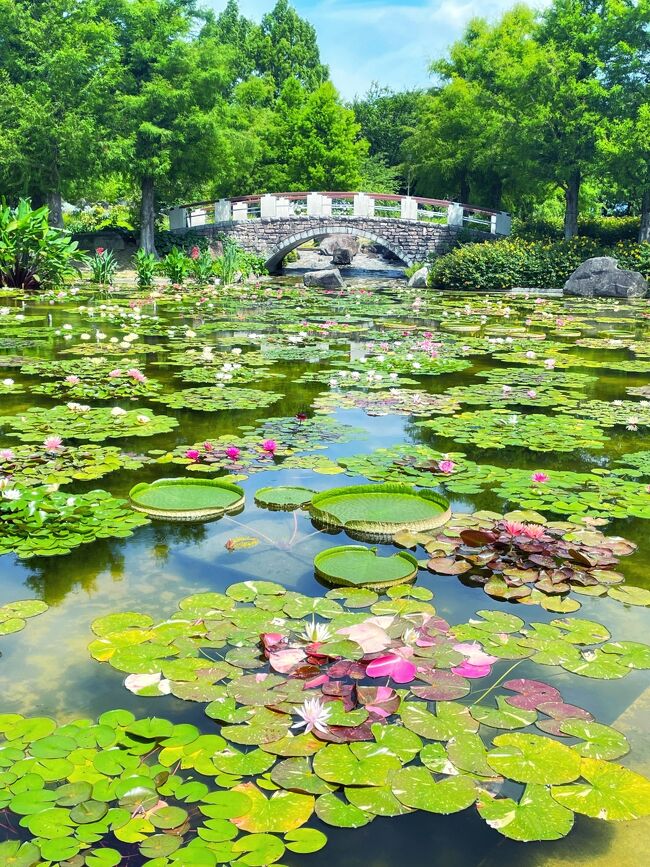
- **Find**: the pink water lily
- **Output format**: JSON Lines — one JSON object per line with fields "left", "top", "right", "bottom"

{"left": 203, "top": 441, "right": 214, "bottom": 452}
{"left": 108, "top": 369, "right": 122, "bottom": 378}
{"left": 438, "top": 459, "right": 456, "bottom": 474}
{"left": 522, "top": 523, "right": 546, "bottom": 540}
{"left": 65, "top": 375, "right": 80, "bottom": 385}
{"left": 225, "top": 446, "right": 241, "bottom": 460}
{"left": 185, "top": 449, "right": 200, "bottom": 461}
{"left": 503, "top": 520, "right": 526, "bottom": 536}
{"left": 262, "top": 439, "right": 278, "bottom": 453}
{"left": 0, "top": 449, "right": 15, "bottom": 461}
{"left": 532, "top": 472, "right": 549, "bottom": 483}
{"left": 127, "top": 368, "right": 147, "bottom": 383}
{"left": 43, "top": 435, "right": 64, "bottom": 452}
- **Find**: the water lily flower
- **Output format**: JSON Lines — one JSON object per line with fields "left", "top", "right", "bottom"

{"left": 2, "top": 378, "right": 15, "bottom": 387}
{"left": 136, "top": 414, "right": 150, "bottom": 424}
{"left": 292, "top": 697, "right": 332, "bottom": 734}
{"left": 501, "top": 385, "right": 512, "bottom": 394}
{"left": 503, "top": 521, "right": 526, "bottom": 536}
{"left": 203, "top": 441, "right": 214, "bottom": 452}
{"left": 190, "top": 246, "right": 201, "bottom": 260}
{"left": 111, "top": 407, "right": 127, "bottom": 417}
{"left": 127, "top": 368, "right": 147, "bottom": 383}
{"left": 231, "top": 347, "right": 242, "bottom": 355}
{"left": 627, "top": 417, "right": 639, "bottom": 431}
{"left": 544, "top": 358, "right": 556, "bottom": 369}
{"left": 65, "top": 375, "right": 81, "bottom": 385}
{"left": 296, "top": 412, "right": 308, "bottom": 422}
{"left": 527, "top": 389, "right": 537, "bottom": 398}
{"left": 43, "top": 435, "right": 64, "bottom": 452}
{"left": 532, "top": 472, "right": 549, "bottom": 483}
{"left": 0, "top": 449, "right": 15, "bottom": 461}
{"left": 108, "top": 369, "right": 122, "bottom": 378}
{"left": 522, "top": 524, "right": 546, "bottom": 540}
{"left": 225, "top": 446, "right": 241, "bottom": 460}
{"left": 525, "top": 351, "right": 536, "bottom": 359}
{"left": 262, "top": 439, "right": 278, "bottom": 454}
{"left": 438, "top": 459, "right": 456, "bottom": 474}
{"left": 302, "top": 620, "right": 333, "bottom": 643}
{"left": 185, "top": 449, "right": 200, "bottom": 461}
{"left": 2, "top": 488, "right": 21, "bottom": 501}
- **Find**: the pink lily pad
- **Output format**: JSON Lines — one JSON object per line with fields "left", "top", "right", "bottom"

{"left": 268, "top": 648, "right": 306, "bottom": 674}
{"left": 366, "top": 652, "right": 417, "bottom": 684}
{"left": 503, "top": 678, "right": 563, "bottom": 709}
{"left": 410, "top": 670, "right": 470, "bottom": 700}
{"left": 535, "top": 701, "right": 593, "bottom": 735}
{"left": 451, "top": 661, "right": 492, "bottom": 679}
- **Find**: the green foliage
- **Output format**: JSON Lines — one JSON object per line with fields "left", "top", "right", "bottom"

{"left": 429, "top": 237, "right": 650, "bottom": 291}
{"left": 64, "top": 202, "right": 137, "bottom": 235}
{"left": 513, "top": 215, "right": 641, "bottom": 243}
{"left": 160, "top": 247, "right": 191, "bottom": 285}
{"left": 86, "top": 247, "right": 118, "bottom": 285}
{"left": 0, "top": 199, "right": 84, "bottom": 290}
{"left": 132, "top": 248, "right": 157, "bottom": 290}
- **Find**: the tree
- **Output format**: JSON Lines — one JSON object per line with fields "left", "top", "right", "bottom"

{"left": 251, "top": 0, "right": 328, "bottom": 95}
{"left": 352, "top": 84, "right": 422, "bottom": 190}
{"left": 279, "top": 81, "right": 368, "bottom": 190}
{"left": 105, "top": 0, "right": 236, "bottom": 253}
{"left": 599, "top": 104, "right": 650, "bottom": 241}
{"left": 0, "top": 0, "right": 120, "bottom": 225}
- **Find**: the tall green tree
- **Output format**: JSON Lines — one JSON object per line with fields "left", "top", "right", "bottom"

{"left": 351, "top": 84, "right": 422, "bottom": 190}
{"left": 251, "top": 0, "right": 328, "bottom": 95}
{"left": 105, "top": 0, "right": 235, "bottom": 253}
{"left": 280, "top": 81, "right": 368, "bottom": 191}
{"left": 0, "top": 0, "right": 120, "bottom": 225}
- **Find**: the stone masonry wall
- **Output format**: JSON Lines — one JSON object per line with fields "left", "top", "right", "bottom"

{"left": 177, "top": 216, "right": 490, "bottom": 270}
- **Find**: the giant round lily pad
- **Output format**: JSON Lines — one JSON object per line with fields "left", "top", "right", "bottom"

{"left": 254, "top": 486, "right": 316, "bottom": 511}
{"left": 309, "top": 483, "right": 450, "bottom": 540}
{"left": 314, "top": 545, "right": 419, "bottom": 590}
{"left": 129, "top": 478, "right": 244, "bottom": 522}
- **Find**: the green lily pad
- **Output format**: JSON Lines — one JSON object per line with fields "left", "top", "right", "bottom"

{"left": 551, "top": 758, "right": 650, "bottom": 820}
{"left": 314, "top": 545, "right": 419, "bottom": 590}
{"left": 487, "top": 733, "right": 582, "bottom": 784}
{"left": 477, "top": 784, "right": 574, "bottom": 841}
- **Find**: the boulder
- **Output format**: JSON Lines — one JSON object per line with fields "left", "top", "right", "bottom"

{"left": 407, "top": 266, "right": 429, "bottom": 288}
{"left": 303, "top": 268, "right": 345, "bottom": 289}
{"left": 319, "top": 235, "right": 359, "bottom": 265}
{"left": 564, "top": 257, "right": 647, "bottom": 298}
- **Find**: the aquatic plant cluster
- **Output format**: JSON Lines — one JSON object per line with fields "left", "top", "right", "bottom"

{"left": 2, "top": 279, "right": 650, "bottom": 863}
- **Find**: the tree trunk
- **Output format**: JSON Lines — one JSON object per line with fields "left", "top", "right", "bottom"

{"left": 140, "top": 175, "right": 157, "bottom": 255}
{"left": 564, "top": 169, "right": 580, "bottom": 239}
{"left": 47, "top": 191, "right": 63, "bottom": 228}
{"left": 459, "top": 175, "right": 470, "bottom": 205}
{"left": 640, "top": 188, "right": 650, "bottom": 243}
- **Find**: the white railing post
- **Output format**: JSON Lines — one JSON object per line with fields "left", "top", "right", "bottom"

{"left": 307, "top": 193, "right": 324, "bottom": 216}
{"left": 321, "top": 195, "right": 332, "bottom": 217}
{"left": 492, "top": 212, "right": 512, "bottom": 236}
{"left": 354, "top": 193, "right": 372, "bottom": 217}
{"left": 232, "top": 201, "right": 248, "bottom": 222}
{"left": 214, "top": 199, "right": 232, "bottom": 222}
{"left": 447, "top": 202, "right": 464, "bottom": 228}
{"left": 260, "top": 194, "right": 277, "bottom": 218}
{"left": 401, "top": 196, "right": 418, "bottom": 221}
{"left": 276, "top": 196, "right": 291, "bottom": 218}
{"left": 169, "top": 207, "right": 187, "bottom": 230}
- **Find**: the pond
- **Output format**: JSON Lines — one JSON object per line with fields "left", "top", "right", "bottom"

{"left": 1, "top": 276, "right": 650, "bottom": 866}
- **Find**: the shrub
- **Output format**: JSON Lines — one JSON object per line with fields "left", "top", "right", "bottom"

{"left": 64, "top": 202, "right": 137, "bottom": 237}
{"left": 429, "top": 237, "right": 650, "bottom": 291}
{"left": 133, "top": 249, "right": 157, "bottom": 291}
{"left": 87, "top": 247, "right": 118, "bottom": 285}
{"left": 404, "top": 261, "right": 424, "bottom": 279}
{"left": 0, "top": 199, "right": 85, "bottom": 290}
{"left": 513, "top": 215, "right": 640, "bottom": 244}
{"left": 155, "top": 229, "right": 210, "bottom": 257}
{"left": 213, "top": 241, "right": 267, "bottom": 285}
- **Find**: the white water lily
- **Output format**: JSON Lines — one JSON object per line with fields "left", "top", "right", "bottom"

{"left": 292, "top": 697, "right": 332, "bottom": 734}
{"left": 301, "top": 620, "right": 332, "bottom": 643}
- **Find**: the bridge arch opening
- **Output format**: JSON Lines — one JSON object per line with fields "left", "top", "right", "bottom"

{"left": 264, "top": 225, "right": 413, "bottom": 273}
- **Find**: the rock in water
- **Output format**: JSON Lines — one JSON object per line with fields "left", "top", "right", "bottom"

{"left": 564, "top": 257, "right": 648, "bottom": 298}
{"left": 303, "top": 268, "right": 345, "bottom": 289}
{"left": 320, "top": 235, "right": 359, "bottom": 266}
{"left": 408, "top": 266, "right": 429, "bottom": 288}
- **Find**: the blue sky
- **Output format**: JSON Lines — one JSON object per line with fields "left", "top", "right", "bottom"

{"left": 206, "top": 1, "right": 529, "bottom": 99}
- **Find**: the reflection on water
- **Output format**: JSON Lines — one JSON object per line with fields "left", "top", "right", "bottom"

{"left": 1, "top": 277, "right": 650, "bottom": 865}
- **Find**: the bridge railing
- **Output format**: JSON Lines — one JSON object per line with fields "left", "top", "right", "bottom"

{"left": 169, "top": 192, "right": 511, "bottom": 236}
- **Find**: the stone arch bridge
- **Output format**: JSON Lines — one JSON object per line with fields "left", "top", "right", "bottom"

{"left": 169, "top": 192, "right": 511, "bottom": 272}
